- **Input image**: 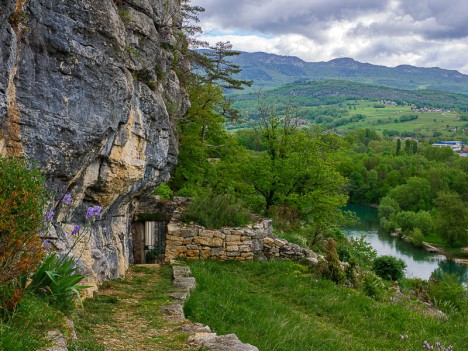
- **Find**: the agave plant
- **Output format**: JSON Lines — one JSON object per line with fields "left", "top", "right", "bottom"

{"left": 27, "top": 253, "right": 89, "bottom": 311}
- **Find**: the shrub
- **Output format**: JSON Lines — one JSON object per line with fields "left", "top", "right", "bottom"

{"left": 0, "top": 157, "right": 47, "bottom": 310}
{"left": 372, "top": 255, "right": 406, "bottom": 281}
{"left": 182, "top": 193, "right": 251, "bottom": 229}
{"left": 319, "top": 238, "right": 345, "bottom": 284}
{"left": 27, "top": 253, "right": 88, "bottom": 312}
{"left": 428, "top": 273, "right": 468, "bottom": 313}
{"left": 408, "top": 228, "right": 424, "bottom": 247}
{"left": 154, "top": 183, "right": 173, "bottom": 200}
{"left": 362, "top": 272, "right": 386, "bottom": 300}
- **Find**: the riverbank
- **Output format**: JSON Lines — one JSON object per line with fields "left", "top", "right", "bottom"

{"left": 344, "top": 204, "right": 468, "bottom": 283}
{"left": 421, "top": 242, "right": 468, "bottom": 265}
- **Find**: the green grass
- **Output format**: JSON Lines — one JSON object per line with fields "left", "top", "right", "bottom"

{"left": 185, "top": 260, "right": 467, "bottom": 351}
{"left": 0, "top": 294, "right": 65, "bottom": 351}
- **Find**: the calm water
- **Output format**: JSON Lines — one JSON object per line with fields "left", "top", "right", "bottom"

{"left": 343, "top": 205, "right": 468, "bottom": 284}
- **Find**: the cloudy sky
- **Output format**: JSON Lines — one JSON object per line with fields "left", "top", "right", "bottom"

{"left": 192, "top": 0, "right": 468, "bottom": 74}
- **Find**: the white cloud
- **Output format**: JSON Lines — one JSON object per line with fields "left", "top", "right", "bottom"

{"left": 192, "top": 0, "right": 468, "bottom": 74}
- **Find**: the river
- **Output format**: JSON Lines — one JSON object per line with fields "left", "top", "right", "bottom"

{"left": 343, "top": 205, "right": 468, "bottom": 284}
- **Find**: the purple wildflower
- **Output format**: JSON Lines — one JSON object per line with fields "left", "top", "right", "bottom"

{"left": 45, "top": 211, "right": 54, "bottom": 222}
{"left": 71, "top": 225, "right": 80, "bottom": 235}
{"left": 62, "top": 193, "right": 72, "bottom": 205}
{"left": 93, "top": 205, "right": 102, "bottom": 218}
{"left": 86, "top": 206, "right": 96, "bottom": 218}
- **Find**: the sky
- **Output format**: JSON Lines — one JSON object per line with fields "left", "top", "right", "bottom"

{"left": 191, "top": 0, "right": 468, "bottom": 74}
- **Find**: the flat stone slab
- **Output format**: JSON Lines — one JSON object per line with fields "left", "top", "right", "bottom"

{"left": 202, "top": 334, "right": 259, "bottom": 351}
{"left": 173, "top": 276, "right": 196, "bottom": 291}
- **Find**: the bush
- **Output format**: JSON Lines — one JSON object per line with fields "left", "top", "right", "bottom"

{"left": 362, "top": 272, "right": 386, "bottom": 300}
{"left": 408, "top": 228, "right": 424, "bottom": 247}
{"left": 428, "top": 273, "right": 468, "bottom": 313}
{"left": 372, "top": 255, "right": 406, "bottom": 281}
{"left": 153, "top": 183, "right": 173, "bottom": 200}
{"left": 319, "top": 238, "right": 345, "bottom": 284}
{"left": 182, "top": 193, "right": 251, "bottom": 229}
{"left": 0, "top": 157, "right": 48, "bottom": 310}
{"left": 27, "top": 253, "right": 88, "bottom": 312}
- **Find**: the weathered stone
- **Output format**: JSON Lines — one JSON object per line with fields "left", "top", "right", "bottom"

{"left": 238, "top": 245, "right": 251, "bottom": 252}
{"left": 211, "top": 237, "right": 224, "bottom": 247}
{"left": 227, "top": 252, "right": 240, "bottom": 257}
{"left": 186, "top": 244, "right": 198, "bottom": 250}
{"left": 225, "top": 234, "right": 242, "bottom": 242}
{"left": 186, "top": 250, "right": 199, "bottom": 258}
{"left": 194, "top": 236, "right": 210, "bottom": 246}
{"left": 225, "top": 244, "right": 239, "bottom": 252}
{"left": 211, "top": 248, "right": 225, "bottom": 257}
{"left": 213, "top": 232, "right": 226, "bottom": 239}
{"left": 181, "top": 228, "right": 197, "bottom": 238}
{"left": 274, "top": 239, "right": 287, "bottom": 248}
{"left": 202, "top": 334, "right": 259, "bottom": 351}
{"left": 199, "top": 229, "right": 216, "bottom": 238}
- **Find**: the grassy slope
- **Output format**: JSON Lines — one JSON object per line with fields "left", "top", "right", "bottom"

{"left": 0, "top": 295, "right": 66, "bottom": 351}
{"left": 185, "top": 260, "right": 467, "bottom": 351}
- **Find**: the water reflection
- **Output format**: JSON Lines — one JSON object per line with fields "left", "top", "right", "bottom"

{"left": 343, "top": 205, "right": 468, "bottom": 283}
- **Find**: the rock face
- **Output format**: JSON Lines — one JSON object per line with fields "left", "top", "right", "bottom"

{"left": 0, "top": 0, "right": 189, "bottom": 288}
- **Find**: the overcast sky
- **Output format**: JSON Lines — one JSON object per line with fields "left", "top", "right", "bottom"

{"left": 192, "top": 0, "right": 468, "bottom": 74}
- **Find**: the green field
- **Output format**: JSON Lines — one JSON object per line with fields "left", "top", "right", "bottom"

{"left": 336, "top": 101, "right": 464, "bottom": 136}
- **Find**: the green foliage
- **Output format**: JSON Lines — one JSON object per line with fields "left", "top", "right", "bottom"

{"left": 0, "top": 157, "right": 47, "bottom": 309}
{"left": 428, "top": 273, "right": 468, "bottom": 313}
{"left": 27, "top": 253, "right": 88, "bottom": 312}
{"left": 154, "top": 183, "right": 173, "bottom": 200}
{"left": 434, "top": 192, "right": 468, "bottom": 247}
{"left": 372, "top": 255, "right": 406, "bottom": 281}
{"left": 398, "top": 114, "right": 419, "bottom": 122}
{"left": 345, "top": 235, "right": 377, "bottom": 268}
{"left": 182, "top": 193, "right": 251, "bottom": 229}
{"left": 362, "top": 272, "right": 387, "bottom": 300}
{"left": 319, "top": 238, "right": 345, "bottom": 284}
{"left": 388, "top": 177, "right": 432, "bottom": 211}
{"left": 0, "top": 294, "right": 64, "bottom": 351}
{"left": 408, "top": 228, "right": 425, "bottom": 247}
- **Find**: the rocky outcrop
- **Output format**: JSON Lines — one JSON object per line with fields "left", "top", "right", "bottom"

{"left": 0, "top": 0, "right": 189, "bottom": 289}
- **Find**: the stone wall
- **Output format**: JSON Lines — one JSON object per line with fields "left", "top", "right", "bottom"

{"left": 165, "top": 206, "right": 319, "bottom": 264}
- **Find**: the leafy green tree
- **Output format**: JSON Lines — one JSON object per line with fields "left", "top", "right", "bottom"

{"left": 434, "top": 192, "right": 468, "bottom": 247}
{"left": 388, "top": 177, "right": 432, "bottom": 211}
{"left": 372, "top": 255, "right": 406, "bottom": 281}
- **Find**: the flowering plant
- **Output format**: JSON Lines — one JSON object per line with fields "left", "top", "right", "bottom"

{"left": 28, "top": 194, "right": 103, "bottom": 310}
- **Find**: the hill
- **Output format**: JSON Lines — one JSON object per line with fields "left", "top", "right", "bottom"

{"left": 225, "top": 51, "right": 468, "bottom": 95}
{"left": 232, "top": 79, "right": 468, "bottom": 111}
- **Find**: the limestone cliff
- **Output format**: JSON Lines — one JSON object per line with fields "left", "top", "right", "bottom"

{"left": 0, "top": 0, "right": 189, "bottom": 289}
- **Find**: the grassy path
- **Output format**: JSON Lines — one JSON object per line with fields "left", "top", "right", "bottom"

{"left": 70, "top": 265, "right": 193, "bottom": 351}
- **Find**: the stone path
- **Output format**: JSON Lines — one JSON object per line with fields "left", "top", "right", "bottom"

{"left": 161, "top": 264, "right": 259, "bottom": 351}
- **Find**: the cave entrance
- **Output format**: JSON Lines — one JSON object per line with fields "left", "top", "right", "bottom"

{"left": 132, "top": 216, "right": 167, "bottom": 264}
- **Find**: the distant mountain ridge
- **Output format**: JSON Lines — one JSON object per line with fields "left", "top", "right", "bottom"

{"left": 227, "top": 51, "right": 468, "bottom": 95}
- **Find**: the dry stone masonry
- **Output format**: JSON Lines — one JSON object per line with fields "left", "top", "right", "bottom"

{"left": 165, "top": 205, "right": 319, "bottom": 264}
